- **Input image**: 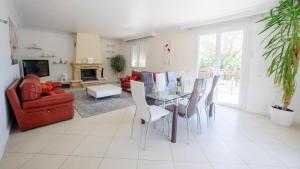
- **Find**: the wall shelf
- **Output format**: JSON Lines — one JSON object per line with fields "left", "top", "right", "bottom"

{"left": 53, "top": 61, "right": 68, "bottom": 64}
{"left": 25, "top": 46, "right": 43, "bottom": 51}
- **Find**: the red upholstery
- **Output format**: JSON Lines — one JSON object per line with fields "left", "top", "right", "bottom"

{"left": 19, "top": 78, "right": 42, "bottom": 101}
{"left": 120, "top": 70, "right": 143, "bottom": 91}
{"left": 24, "top": 74, "right": 40, "bottom": 82}
{"left": 22, "top": 93, "right": 74, "bottom": 110}
{"left": 7, "top": 78, "right": 74, "bottom": 131}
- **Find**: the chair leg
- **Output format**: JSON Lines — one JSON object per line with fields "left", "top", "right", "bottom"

{"left": 167, "top": 115, "right": 170, "bottom": 138}
{"left": 144, "top": 121, "right": 151, "bottom": 150}
{"left": 197, "top": 112, "right": 201, "bottom": 135}
{"left": 213, "top": 103, "right": 216, "bottom": 120}
{"left": 185, "top": 117, "right": 190, "bottom": 143}
{"left": 162, "top": 116, "right": 165, "bottom": 135}
{"left": 130, "top": 110, "right": 137, "bottom": 138}
{"left": 205, "top": 106, "right": 209, "bottom": 127}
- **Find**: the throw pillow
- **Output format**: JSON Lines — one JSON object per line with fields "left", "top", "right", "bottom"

{"left": 19, "top": 79, "right": 42, "bottom": 101}
{"left": 41, "top": 84, "right": 50, "bottom": 95}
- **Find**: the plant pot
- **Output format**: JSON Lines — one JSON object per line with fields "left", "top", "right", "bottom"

{"left": 269, "top": 106, "right": 295, "bottom": 126}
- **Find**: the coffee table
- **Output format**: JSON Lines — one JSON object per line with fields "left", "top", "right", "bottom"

{"left": 86, "top": 84, "right": 122, "bottom": 101}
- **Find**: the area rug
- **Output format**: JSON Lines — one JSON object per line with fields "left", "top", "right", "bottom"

{"left": 71, "top": 89, "right": 134, "bottom": 118}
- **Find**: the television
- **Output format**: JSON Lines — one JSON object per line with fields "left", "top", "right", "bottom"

{"left": 23, "top": 60, "right": 50, "bottom": 77}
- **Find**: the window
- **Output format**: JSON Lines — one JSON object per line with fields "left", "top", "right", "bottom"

{"left": 131, "top": 42, "right": 146, "bottom": 67}
{"left": 198, "top": 30, "right": 243, "bottom": 105}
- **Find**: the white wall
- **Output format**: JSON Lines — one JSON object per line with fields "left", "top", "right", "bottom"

{"left": 17, "top": 29, "right": 122, "bottom": 82}
{"left": 0, "top": 0, "right": 21, "bottom": 159}
{"left": 101, "top": 38, "right": 122, "bottom": 82}
{"left": 121, "top": 29, "right": 198, "bottom": 85}
{"left": 76, "top": 33, "right": 102, "bottom": 63}
{"left": 120, "top": 16, "right": 300, "bottom": 122}
{"left": 18, "top": 29, "right": 75, "bottom": 81}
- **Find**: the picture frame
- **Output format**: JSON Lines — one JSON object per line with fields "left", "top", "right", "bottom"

{"left": 9, "top": 17, "right": 18, "bottom": 65}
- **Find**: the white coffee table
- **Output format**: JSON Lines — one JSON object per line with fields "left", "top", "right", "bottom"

{"left": 86, "top": 84, "right": 122, "bottom": 101}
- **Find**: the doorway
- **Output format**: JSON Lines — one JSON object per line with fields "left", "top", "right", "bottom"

{"left": 198, "top": 30, "right": 244, "bottom": 106}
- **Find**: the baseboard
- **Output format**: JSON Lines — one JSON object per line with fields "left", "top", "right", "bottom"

{"left": 0, "top": 123, "right": 11, "bottom": 160}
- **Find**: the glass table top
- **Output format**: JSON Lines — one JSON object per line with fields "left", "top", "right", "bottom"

{"left": 146, "top": 87, "right": 192, "bottom": 102}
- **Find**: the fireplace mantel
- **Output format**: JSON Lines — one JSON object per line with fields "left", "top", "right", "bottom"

{"left": 71, "top": 63, "right": 104, "bottom": 81}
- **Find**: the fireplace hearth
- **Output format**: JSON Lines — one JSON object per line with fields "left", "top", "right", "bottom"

{"left": 71, "top": 63, "right": 105, "bottom": 87}
{"left": 81, "top": 69, "right": 97, "bottom": 81}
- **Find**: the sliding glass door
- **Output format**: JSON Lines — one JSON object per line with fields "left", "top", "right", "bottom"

{"left": 198, "top": 30, "right": 243, "bottom": 106}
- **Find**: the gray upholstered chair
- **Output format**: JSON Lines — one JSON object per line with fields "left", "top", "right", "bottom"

{"left": 166, "top": 71, "right": 176, "bottom": 90}
{"left": 166, "top": 78, "right": 205, "bottom": 142}
{"left": 206, "top": 75, "right": 220, "bottom": 120}
{"left": 141, "top": 72, "right": 154, "bottom": 94}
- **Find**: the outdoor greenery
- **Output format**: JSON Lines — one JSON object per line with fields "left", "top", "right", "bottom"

{"left": 109, "top": 54, "right": 126, "bottom": 75}
{"left": 258, "top": 0, "right": 300, "bottom": 110}
{"left": 199, "top": 32, "right": 242, "bottom": 72}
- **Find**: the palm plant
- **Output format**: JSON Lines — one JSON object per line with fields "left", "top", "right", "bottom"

{"left": 108, "top": 54, "right": 126, "bottom": 77}
{"left": 258, "top": 0, "right": 300, "bottom": 110}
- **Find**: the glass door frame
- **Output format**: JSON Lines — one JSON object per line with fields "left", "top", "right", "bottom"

{"left": 197, "top": 27, "right": 249, "bottom": 109}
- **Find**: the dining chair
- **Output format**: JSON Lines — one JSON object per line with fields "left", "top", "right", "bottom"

{"left": 155, "top": 72, "right": 167, "bottom": 92}
{"left": 130, "top": 80, "right": 171, "bottom": 150}
{"left": 141, "top": 72, "right": 154, "bottom": 94}
{"left": 198, "top": 78, "right": 213, "bottom": 127}
{"left": 166, "top": 71, "right": 176, "bottom": 90}
{"left": 166, "top": 78, "right": 204, "bottom": 142}
{"left": 206, "top": 75, "right": 220, "bottom": 120}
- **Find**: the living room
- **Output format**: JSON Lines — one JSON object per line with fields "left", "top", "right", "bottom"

{"left": 1, "top": 0, "right": 300, "bottom": 169}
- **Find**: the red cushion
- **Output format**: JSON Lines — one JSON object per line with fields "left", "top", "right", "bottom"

{"left": 130, "top": 75, "right": 138, "bottom": 81}
{"left": 19, "top": 79, "right": 42, "bottom": 101}
{"left": 24, "top": 74, "right": 39, "bottom": 79}
{"left": 48, "top": 91, "right": 57, "bottom": 95}
{"left": 52, "top": 88, "right": 65, "bottom": 94}
{"left": 132, "top": 71, "right": 141, "bottom": 80}
{"left": 44, "top": 81, "right": 54, "bottom": 90}
{"left": 22, "top": 92, "right": 74, "bottom": 110}
{"left": 41, "top": 84, "right": 50, "bottom": 95}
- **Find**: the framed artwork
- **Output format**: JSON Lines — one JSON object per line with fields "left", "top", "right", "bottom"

{"left": 9, "top": 17, "right": 18, "bottom": 65}
{"left": 163, "top": 41, "right": 171, "bottom": 65}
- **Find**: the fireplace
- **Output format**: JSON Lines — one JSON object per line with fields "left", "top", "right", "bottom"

{"left": 71, "top": 63, "right": 104, "bottom": 86}
{"left": 81, "top": 69, "right": 97, "bottom": 81}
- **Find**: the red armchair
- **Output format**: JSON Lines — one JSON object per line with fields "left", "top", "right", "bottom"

{"left": 7, "top": 74, "right": 74, "bottom": 131}
{"left": 120, "top": 70, "right": 142, "bottom": 92}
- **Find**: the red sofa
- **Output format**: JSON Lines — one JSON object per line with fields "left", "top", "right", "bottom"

{"left": 7, "top": 74, "right": 74, "bottom": 131}
{"left": 120, "top": 70, "right": 142, "bottom": 92}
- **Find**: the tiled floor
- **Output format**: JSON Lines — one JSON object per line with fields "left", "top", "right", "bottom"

{"left": 1, "top": 105, "right": 300, "bottom": 169}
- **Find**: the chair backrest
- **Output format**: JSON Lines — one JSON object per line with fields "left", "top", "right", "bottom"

{"left": 186, "top": 78, "right": 204, "bottom": 118}
{"left": 206, "top": 75, "right": 220, "bottom": 106}
{"left": 166, "top": 71, "right": 176, "bottom": 89}
{"left": 130, "top": 80, "right": 150, "bottom": 121}
{"left": 155, "top": 73, "right": 167, "bottom": 92}
{"left": 141, "top": 72, "right": 154, "bottom": 94}
{"left": 198, "top": 78, "right": 213, "bottom": 110}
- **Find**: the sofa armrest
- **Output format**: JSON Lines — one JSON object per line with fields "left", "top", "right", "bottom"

{"left": 22, "top": 92, "right": 74, "bottom": 110}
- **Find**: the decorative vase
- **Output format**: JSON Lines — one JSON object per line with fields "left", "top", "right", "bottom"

{"left": 269, "top": 106, "right": 295, "bottom": 126}
{"left": 86, "top": 57, "right": 93, "bottom": 64}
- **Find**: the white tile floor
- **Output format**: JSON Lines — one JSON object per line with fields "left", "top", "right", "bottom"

{"left": 1, "top": 105, "right": 300, "bottom": 169}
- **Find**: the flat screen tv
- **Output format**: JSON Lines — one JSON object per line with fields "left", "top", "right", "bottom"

{"left": 23, "top": 60, "right": 49, "bottom": 77}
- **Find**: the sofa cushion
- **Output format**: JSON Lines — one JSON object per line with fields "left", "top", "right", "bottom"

{"left": 24, "top": 74, "right": 40, "bottom": 83}
{"left": 52, "top": 87, "right": 65, "bottom": 94}
{"left": 19, "top": 78, "right": 42, "bottom": 101}
{"left": 22, "top": 92, "right": 74, "bottom": 110}
{"left": 132, "top": 70, "right": 141, "bottom": 80}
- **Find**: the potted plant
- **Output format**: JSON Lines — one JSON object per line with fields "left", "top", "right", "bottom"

{"left": 258, "top": 0, "right": 300, "bottom": 126}
{"left": 108, "top": 54, "right": 126, "bottom": 79}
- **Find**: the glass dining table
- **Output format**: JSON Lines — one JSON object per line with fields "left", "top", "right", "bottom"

{"left": 145, "top": 87, "right": 192, "bottom": 143}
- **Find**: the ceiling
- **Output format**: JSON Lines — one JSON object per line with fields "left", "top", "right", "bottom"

{"left": 12, "top": 0, "right": 277, "bottom": 39}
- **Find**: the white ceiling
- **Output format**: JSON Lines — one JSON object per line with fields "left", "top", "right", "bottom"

{"left": 12, "top": 0, "right": 276, "bottom": 39}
